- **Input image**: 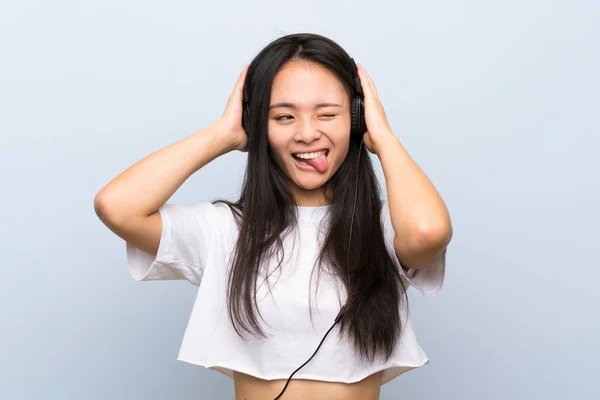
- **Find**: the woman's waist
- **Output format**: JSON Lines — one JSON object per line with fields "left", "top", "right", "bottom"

{"left": 233, "top": 370, "right": 382, "bottom": 400}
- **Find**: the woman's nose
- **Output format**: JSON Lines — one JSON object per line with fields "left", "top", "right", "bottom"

{"left": 294, "top": 115, "right": 321, "bottom": 142}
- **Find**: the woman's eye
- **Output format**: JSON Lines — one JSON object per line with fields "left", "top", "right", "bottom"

{"left": 274, "top": 113, "right": 337, "bottom": 121}
{"left": 318, "top": 114, "right": 337, "bottom": 120}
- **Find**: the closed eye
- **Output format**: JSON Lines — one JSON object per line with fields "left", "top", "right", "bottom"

{"left": 274, "top": 114, "right": 338, "bottom": 121}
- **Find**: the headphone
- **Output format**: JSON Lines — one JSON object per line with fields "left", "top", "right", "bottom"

{"left": 241, "top": 56, "right": 366, "bottom": 399}
{"left": 242, "top": 57, "right": 367, "bottom": 138}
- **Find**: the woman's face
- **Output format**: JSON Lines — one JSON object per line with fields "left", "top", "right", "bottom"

{"left": 268, "top": 60, "right": 352, "bottom": 206}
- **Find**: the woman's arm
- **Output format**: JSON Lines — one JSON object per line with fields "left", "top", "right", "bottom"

{"left": 356, "top": 64, "right": 452, "bottom": 269}
{"left": 377, "top": 135, "right": 452, "bottom": 269}
{"left": 93, "top": 122, "right": 236, "bottom": 256}
{"left": 94, "top": 122, "right": 235, "bottom": 222}
{"left": 94, "top": 65, "right": 249, "bottom": 256}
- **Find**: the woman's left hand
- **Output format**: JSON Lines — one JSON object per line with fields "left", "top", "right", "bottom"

{"left": 356, "top": 64, "right": 398, "bottom": 154}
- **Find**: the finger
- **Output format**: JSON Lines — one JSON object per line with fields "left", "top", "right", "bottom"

{"left": 357, "top": 65, "right": 376, "bottom": 101}
{"left": 363, "top": 69, "right": 378, "bottom": 98}
{"left": 358, "top": 64, "right": 377, "bottom": 95}
{"left": 235, "top": 64, "right": 249, "bottom": 94}
{"left": 357, "top": 64, "right": 378, "bottom": 98}
{"left": 228, "top": 65, "right": 249, "bottom": 105}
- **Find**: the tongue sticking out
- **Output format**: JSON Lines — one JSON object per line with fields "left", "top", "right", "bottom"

{"left": 301, "top": 153, "right": 329, "bottom": 173}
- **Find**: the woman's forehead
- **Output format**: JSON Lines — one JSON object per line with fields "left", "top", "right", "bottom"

{"left": 270, "top": 61, "right": 349, "bottom": 106}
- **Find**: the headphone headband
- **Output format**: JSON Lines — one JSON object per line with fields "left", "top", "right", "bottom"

{"left": 349, "top": 58, "right": 363, "bottom": 95}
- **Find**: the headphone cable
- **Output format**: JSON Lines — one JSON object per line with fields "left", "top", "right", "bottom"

{"left": 273, "top": 139, "right": 364, "bottom": 399}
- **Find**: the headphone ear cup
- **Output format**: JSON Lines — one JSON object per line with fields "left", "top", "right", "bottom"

{"left": 350, "top": 96, "right": 357, "bottom": 136}
{"left": 350, "top": 95, "right": 366, "bottom": 137}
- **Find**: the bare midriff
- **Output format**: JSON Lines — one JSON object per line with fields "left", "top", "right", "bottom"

{"left": 233, "top": 370, "right": 383, "bottom": 400}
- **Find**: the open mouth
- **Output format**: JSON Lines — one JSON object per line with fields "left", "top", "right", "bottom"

{"left": 292, "top": 149, "right": 329, "bottom": 162}
{"left": 291, "top": 149, "right": 330, "bottom": 172}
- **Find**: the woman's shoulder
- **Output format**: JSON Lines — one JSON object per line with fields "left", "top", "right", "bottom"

{"left": 158, "top": 200, "right": 240, "bottom": 234}
{"left": 210, "top": 200, "right": 242, "bottom": 226}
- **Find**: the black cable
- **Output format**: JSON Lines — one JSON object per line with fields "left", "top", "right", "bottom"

{"left": 272, "top": 309, "right": 343, "bottom": 400}
{"left": 273, "top": 140, "right": 364, "bottom": 399}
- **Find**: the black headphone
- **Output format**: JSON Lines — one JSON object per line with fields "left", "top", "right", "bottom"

{"left": 242, "top": 57, "right": 366, "bottom": 137}
{"left": 348, "top": 58, "right": 367, "bottom": 137}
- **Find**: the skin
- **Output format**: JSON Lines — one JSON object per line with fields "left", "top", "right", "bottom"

{"left": 267, "top": 60, "right": 352, "bottom": 207}
{"left": 233, "top": 370, "right": 382, "bottom": 400}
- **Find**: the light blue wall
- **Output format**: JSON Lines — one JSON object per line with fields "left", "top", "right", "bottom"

{"left": 1, "top": 1, "right": 598, "bottom": 399}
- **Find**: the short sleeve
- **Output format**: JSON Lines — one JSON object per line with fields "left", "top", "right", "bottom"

{"left": 126, "top": 202, "right": 228, "bottom": 286}
{"left": 380, "top": 200, "right": 446, "bottom": 297}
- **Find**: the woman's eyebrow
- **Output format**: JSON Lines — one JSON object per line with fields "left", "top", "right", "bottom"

{"left": 268, "top": 102, "right": 342, "bottom": 110}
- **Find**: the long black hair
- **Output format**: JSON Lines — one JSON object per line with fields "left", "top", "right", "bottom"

{"left": 215, "top": 33, "right": 409, "bottom": 363}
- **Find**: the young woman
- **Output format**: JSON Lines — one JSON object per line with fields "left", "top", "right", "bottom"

{"left": 94, "top": 33, "right": 452, "bottom": 400}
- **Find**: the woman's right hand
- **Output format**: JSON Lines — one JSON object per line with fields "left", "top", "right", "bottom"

{"left": 219, "top": 65, "right": 249, "bottom": 152}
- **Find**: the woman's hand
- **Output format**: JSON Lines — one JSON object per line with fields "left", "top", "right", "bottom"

{"left": 356, "top": 64, "right": 398, "bottom": 154}
{"left": 219, "top": 64, "right": 249, "bottom": 152}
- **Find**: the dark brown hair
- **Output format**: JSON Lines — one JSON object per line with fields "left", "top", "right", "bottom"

{"left": 215, "top": 33, "right": 409, "bottom": 362}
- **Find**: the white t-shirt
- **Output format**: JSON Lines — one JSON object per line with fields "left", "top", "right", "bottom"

{"left": 126, "top": 200, "right": 445, "bottom": 385}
